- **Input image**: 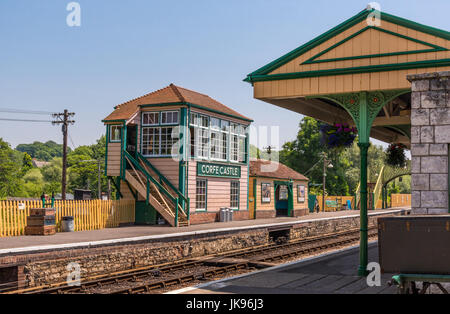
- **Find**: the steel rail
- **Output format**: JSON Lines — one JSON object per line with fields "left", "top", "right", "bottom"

{"left": 14, "top": 226, "right": 377, "bottom": 294}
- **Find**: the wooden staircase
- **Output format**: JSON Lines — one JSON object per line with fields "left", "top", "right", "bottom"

{"left": 123, "top": 152, "right": 189, "bottom": 227}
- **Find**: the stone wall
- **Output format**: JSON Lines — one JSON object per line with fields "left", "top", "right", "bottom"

{"left": 408, "top": 71, "right": 450, "bottom": 215}
{"left": 0, "top": 210, "right": 406, "bottom": 288}
{"left": 290, "top": 212, "right": 381, "bottom": 239}
{"left": 7, "top": 229, "right": 268, "bottom": 288}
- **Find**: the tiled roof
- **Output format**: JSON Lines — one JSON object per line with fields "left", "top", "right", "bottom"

{"left": 103, "top": 84, "right": 252, "bottom": 122}
{"left": 250, "top": 159, "right": 309, "bottom": 181}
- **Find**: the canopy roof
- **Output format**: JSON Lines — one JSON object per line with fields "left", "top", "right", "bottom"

{"left": 103, "top": 84, "right": 252, "bottom": 123}
{"left": 244, "top": 8, "right": 450, "bottom": 146}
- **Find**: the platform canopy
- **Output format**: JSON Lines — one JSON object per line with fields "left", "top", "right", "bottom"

{"left": 245, "top": 8, "right": 450, "bottom": 147}
{"left": 244, "top": 7, "right": 450, "bottom": 276}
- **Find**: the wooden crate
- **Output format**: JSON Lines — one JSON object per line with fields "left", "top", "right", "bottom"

{"left": 30, "top": 208, "right": 56, "bottom": 217}
{"left": 26, "top": 215, "right": 56, "bottom": 226}
{"left": 25, "top": 225, "right": 56, "bottom": 236}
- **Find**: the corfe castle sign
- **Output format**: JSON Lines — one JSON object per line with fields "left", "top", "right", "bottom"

{"left": 197, "top": 162, "right": 241, "bottom": 178}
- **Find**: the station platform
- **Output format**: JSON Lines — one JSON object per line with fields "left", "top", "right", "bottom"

{"left": 0, "top": 209, "right": 408, "bottom": 256}
{"left": 171, "top": 242, "right": 397, "bottom": 294}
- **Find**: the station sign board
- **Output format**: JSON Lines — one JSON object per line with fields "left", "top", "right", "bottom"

{"left": 197, "top": 162, "right": 241, "bottom": 178}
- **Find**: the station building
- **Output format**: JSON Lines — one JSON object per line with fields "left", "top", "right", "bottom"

{"left": 103, "top": 84, "right": 252, "bottom": 226}
{"left": 249, "top": 159, "right": 309, "bottom": 219}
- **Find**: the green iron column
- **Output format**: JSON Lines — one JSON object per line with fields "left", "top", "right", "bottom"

{"left": 356, "top": 91, "right": 370, "bottom": 276}
{"left": 310, "top": 89, "right": 409, "bottom": 276}
{"left": 357, "top": 142, "right": 369, "bottom": 276}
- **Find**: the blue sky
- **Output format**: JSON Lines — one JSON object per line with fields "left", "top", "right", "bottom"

{"left": 0, "top": 0, "right": 449, "bottom": 150}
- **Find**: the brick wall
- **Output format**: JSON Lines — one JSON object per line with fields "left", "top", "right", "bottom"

{"left": 408, "top": 71, "right": 450, "bottom": 214}
{"left": 255, "top": 210, "right": 275, "bottom": 219}
{"left": 189, "top": 210, "right": 250, "bottom": 225}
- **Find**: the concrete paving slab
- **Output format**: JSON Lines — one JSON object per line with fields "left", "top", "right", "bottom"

{"left": 176, "top": 242, "right": 397, "bottom": 294}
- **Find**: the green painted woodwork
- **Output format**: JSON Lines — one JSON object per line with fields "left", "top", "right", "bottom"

{"left": 179, "top": 108, "right": 187, "bottom": 211}
{"left": 274, "top": 180, "right": 293, "bottom": 216}
{"left": 197, "top": 162, "right": 241, "bottom": 178}
{"left": 288, "top": 182, "right": 294, "bottom": 217}
{"left": 245, "top": 8, "right": 450, "bottom": 82}
{"left": 122, "top": 125, "right": 127, "bottom": 179}
{"left": 115, "top": 177, "right": 121, "bottom": 200}
{"left": 246, "top": 59, "right": 450, "bottom": 83}
{"left": 137, "top": 152, "right": 189, "bottom": 206}
{"left": 104, "top": 125, "right": 109, "bottom": 176}
{"left": 303, "top": 26, "right": 447, "bottom": 65}
{"left": 314, "top": 89, "right": 410, "bottom": 138}
{"left": 139, "top": 102, "right": 253, "bottom": 123}
{"left": 135, "top": 201, "right": 157, "bottom": 225}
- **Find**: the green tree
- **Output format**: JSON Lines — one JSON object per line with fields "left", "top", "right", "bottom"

{"left": 41, "top": 157, "right": 63, "bottom": 194}
{"left": 23, "top": 168, "right": 45, "bottom": 197}
{"left": 279, "top": 117, "right": 350, "bottom": 196}
{"left": 0, "top": 138, "right": 27, "bottom": 198}
{"left": 67, "top": 135, "right": 109, "bottom": 198}
{"left": 16, "top": 141, "right": 70, "bottom": 161}
{"left": 279, "top": 117, "right": 390, "bottom": 196}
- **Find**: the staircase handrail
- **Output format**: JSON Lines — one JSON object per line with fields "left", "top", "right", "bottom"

{"left": 124, "top": 150, "right": 176, "bottom": 204}
{"left": 136, "top": 152, "right": 189, "bottom": 205}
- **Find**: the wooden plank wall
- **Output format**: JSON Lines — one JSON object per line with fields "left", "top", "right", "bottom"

{"left": 254, "top": 19, "right": 450, "bottom": 98}
{"left": 252, "top": 178, "right": 309, "bottom": 212}
{"left": 147, "top": 158, "right": 180, "bottom": 188}
{"left": 107, "top": 142, "right": 121, "bottom": 176}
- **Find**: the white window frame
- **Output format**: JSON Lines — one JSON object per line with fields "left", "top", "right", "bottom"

{"left": 230, "top": 180, "right": 239, "bottom": 209}
{"left": 142, "top": 112, "right": 159, "bottom": 126}
{"left": 109, "top": 125, "right": 122, "bottom": 142}
{"left": 188, "top": 111, "right": 247, "bottom": 163}
{"left": 161, "top": 110, "right": 179, "bottom": 125}
{"left": 195, "top": 179, "right": 207, "bottom": 211}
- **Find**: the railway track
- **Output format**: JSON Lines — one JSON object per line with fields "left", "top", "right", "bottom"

{"left": 8, "top": 227, "right": 377, "bottom": 294}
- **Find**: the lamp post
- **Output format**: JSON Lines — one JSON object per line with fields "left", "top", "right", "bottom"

{"left": 321, "top": 152, "right": 333, "bottom": 212}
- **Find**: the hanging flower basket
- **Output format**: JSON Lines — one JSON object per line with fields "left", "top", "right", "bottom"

{"left": 385, "top": 143, "right": 407, "bottom": 168}
{"left": 320, "top": 123, "right": 357, "bottom": 151}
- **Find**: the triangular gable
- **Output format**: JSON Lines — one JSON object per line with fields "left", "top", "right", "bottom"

{"left": 245, "top": 8, "right": 450, "bottom": 83}
{"left": 303, "top": 26, "right": 446, "bottom": 65}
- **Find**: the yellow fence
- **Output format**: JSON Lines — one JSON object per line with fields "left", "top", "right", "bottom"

{"left": 316, "top": 196, "right": 355, "bottom": 212}
{"left": 0, "top": 199, "right": 135, "bottom": 237}
{"left": 390, "top": 193, "right": 411, "bottom": 208}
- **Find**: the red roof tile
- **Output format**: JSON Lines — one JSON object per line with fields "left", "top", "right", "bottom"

{"left": 250, "top": 159, "right": 309, "bottom": 181}
{"left": 103, "top": 84, "right": 252, "bottom": 122}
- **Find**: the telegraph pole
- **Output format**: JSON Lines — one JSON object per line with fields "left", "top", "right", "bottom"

{"left": 52, "top": 109, "right": 75, "bottom": 200}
